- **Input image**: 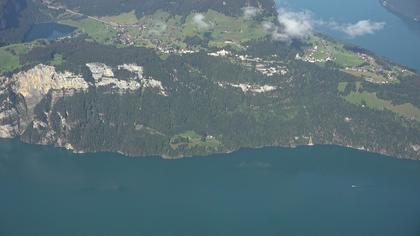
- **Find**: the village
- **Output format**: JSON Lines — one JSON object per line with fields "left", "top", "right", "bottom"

{"left": 296, "top": 36, "right": 412, "bottom": 84}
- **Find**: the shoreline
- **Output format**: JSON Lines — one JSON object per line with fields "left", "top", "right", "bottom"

{"left": 1, "top": 137, "right": 418, "bottom": 161}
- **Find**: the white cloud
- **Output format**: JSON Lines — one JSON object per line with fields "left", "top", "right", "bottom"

{"left": 277, "top": 9, "right": 313, "bottom": 40}
{"left": 315, "top": 19, "right": 386, "bottom": 37}
{"left": 263, "top": 8, "right": 386, "bottom": 43}
{"left": 340, "top": 20, "right": 386, "bottom": 38}
{"left": 264, "top": 8, "right": 314, "bottom": 43}
{"left": 242, "top": 6, "right": 261, "bottom": 19}
{"left": 193, "top": 13, "right": 210, "bottom": 30}
{"left": 264, "top": 8, "right": 386, "bottom": 41}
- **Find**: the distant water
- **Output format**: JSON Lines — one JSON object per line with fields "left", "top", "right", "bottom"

{"left": 23, "top": 23, "right": 75, "bottom": 42}
{"left": 1, "top": 139, "right": 420, "bottom": 236}
{"left": 277, "top": 0, "right": 420, "bottom": 72}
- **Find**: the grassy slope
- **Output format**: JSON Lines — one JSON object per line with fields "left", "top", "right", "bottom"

{"left": 58, "top": 9, "right": 268, "bottom": 50}
{"left": 0, "top": 43, "right": 33, "bottom": 74}
{"left": 59, "top": 18, "right": 118, "bottom": 44}
{"left": 344, "top": 91, "right": 420, "bottom": 121}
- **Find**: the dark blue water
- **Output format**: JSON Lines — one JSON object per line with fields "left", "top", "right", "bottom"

{"left": 1, "top": 139, "right": 420, "bottom": 236}
{"left": 23, "top": 23, "right": 75, "bottom": 42}
{"left": 277, "top": 0, "right": 420, "bottom": 71}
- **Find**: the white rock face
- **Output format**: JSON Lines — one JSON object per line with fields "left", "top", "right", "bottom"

{"left": 117, "top": 64, "right": 144, "bottom": 78}
{"left": 208, "top": 49, "right": 231, "bottom": 57}
{"left": 0, "top": 124, "right": 17, "bottom": 138}
{"left": 13, "top": 64, "right": 89, "bottom": 98}
{"left": 5, "top": 65, "right": 91, "bottom": 129}
{"left": 141, "top": 79, "right": 168, "bottom": 96}
{"left": 86, "top": 62, "right": 168, "bottom": 96}
{"left": 86, "top": 62, "right": 115, "bottom": 80}
{"left": 86, "top": 62, "right": 141, "bottom": 91}
{"left": 1, "top": 76, "right": 22, "bottom": 138}
{"left": 2, "top": 63, "right": 168, "bottom": 98}
{"left": 0, "top": 62, "right": 168, "bottom": 139}
{"left": 218, "top": 82, "right": 277, "bottom": 94}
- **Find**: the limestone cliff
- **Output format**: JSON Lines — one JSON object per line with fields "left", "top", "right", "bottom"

{"left": 0, "top": 63, "right": 168, "bottom": 142}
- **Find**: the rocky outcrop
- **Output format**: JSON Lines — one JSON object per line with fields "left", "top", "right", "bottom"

{"left": 217, "top": 81, "right": 277, "bottom": 94}
{"left": 0, "top": 104, "right": 19, "bottom": 138}
{"left": 0, "top": 75, "right": 23, "bottom": 138}
{"left": 86, "top": 63, "right": 168, "bottom": 96}
{"left": 13, "top": 64, "right": 89, "bottom": 108}
{"left": 0, "top": 62, "right": 168, "bottom": 140}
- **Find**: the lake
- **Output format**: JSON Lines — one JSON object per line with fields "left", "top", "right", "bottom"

{"left": 1, "top": 139, "right": 420, "bottom": 236}
{"left": 277, "top": 0, "right": 420, "bottom": 72}
{"left": 23, "top": 23, "right": 75, "bottom": 42}
{"left": 1, "top": 1, "right": 420, "bottom": 235}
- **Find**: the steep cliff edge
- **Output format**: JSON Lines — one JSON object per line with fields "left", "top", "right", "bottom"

{"left": 0, "top": 63, "right": 168, "bottom": 143}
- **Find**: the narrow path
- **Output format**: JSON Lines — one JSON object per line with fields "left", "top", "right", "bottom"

{"left": 44, "top": 3, "right": 119, "bottom": 27}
